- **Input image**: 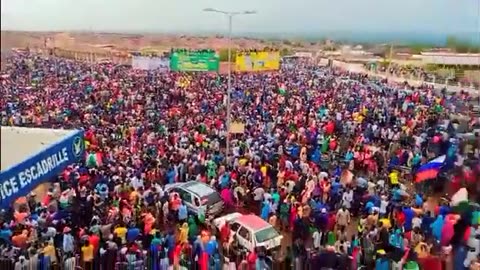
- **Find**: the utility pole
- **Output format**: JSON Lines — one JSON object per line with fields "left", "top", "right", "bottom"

{"left": 203, "top": 8, "right": 257, "bottom": 165}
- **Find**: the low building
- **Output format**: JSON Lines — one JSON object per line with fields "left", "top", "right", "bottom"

{"left": 419, "top": 52, "right": 480, "bottom": 66}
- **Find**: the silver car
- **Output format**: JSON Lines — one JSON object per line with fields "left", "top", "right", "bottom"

{"left": 165, "top": 181, "right": 224, "bottom": 217}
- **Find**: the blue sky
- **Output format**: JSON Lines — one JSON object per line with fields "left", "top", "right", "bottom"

{"left": 1, "top": 0, "right": 479, "bottom": 34}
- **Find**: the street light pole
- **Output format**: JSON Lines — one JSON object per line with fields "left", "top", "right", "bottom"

{"left": 203, "top": 8, "right": 256, "bottom": 166}
{"left": 226, "top": 14, "right": 233, "bottom": 167}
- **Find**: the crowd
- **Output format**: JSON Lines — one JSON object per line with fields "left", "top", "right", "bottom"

{"left": 0, "top": 51, "right": 479, "bottom": 270}
{"left": 170, "top": 48, "right": 217, "bottom": 55}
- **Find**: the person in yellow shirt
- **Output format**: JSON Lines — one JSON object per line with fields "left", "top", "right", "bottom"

{"left": 43, "top": 241, "right": 57, "bottom": 264}
{"left": 414, "top": 241, "right": 431, "bottom": 258}
{"left": 178, "top": 223, "right": 189, "bottom": 244}
{"left": 389, "top": 170, "right": 399, "bottom": 186}
{"left": 81, "top": 240, "right": 94, "bottom": 270}
{"left": 114, "top": 224, "right": 128, "bottom": 244}
{"left": 260, "top": 165, "right": 267, "bottom": 177}
{"left": 129, "top": 189, "right": 139, "bottom": 204}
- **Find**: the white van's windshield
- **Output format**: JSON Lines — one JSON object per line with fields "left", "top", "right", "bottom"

{"left": 201, "top": 192, "right": 222, "bottom": 205}
{"left": 255, "top": 227, "right": 279, "bottom": 243}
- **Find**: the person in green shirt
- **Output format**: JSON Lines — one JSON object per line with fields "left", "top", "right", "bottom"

{"left": 271, "top": 190, "right": 280, "bottom": 205}
{"left": 187, "top": 216, "right": 198, "bottom": 241}
{"left": 435, "top": 104, "right": 443, "bottom": 113}
{"left": 198, "top": 124, "right": 206, "bottom": 134}
{"left": 151, "top": 232, "right": 162, "bottom": 246}
{"left": 318, "top": 105, "right": 326, "bottom": 118}
{"left": 321, "top": 135, "right": 330, "bottom": 153}
{"left": 207, "top": 160, "right": 217, "bottom": 179}
{"left": 327, "top": 230, "right": 336, "bottom": 246}
{"left": 279, "top": 202, "right": 290, "bottom": 230}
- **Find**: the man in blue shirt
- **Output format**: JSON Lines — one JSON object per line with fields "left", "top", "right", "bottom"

{"left": 421, "top": 212, "right": 435, "bottom": 237}
{"left": 403, "top": 206, "right": 415, "bottom": 232}
{"left": 375, "top": 252, "right": 390, "bottom": 270}
{"left": 178, "top": 202, "right": 188, "bottom": 222}
{"left": 415, "top": 193, "right": 423, "bottom": 207}
{"left": 260, "top": 200, "right": 272, "bottom": 220}
{"left": 0, "top": 224, "right": 12, "bottom": 245}
{"left": 166, "top": 167, "right": 176, "bottom": 184}
{"left": 431, "top": 215, "right": 444, "bottom": 241}
{"left": 126, "top": 224, "right": 140, "bottom": 243}
{"left": 220, "top": 173, "right": 230, "bottom": 189}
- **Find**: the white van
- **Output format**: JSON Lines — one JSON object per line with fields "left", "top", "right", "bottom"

{"left": 213, "top": 212, "right": 283, "bottom": 255}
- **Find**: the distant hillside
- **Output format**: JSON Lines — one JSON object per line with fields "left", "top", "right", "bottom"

{"left": 1, "top": 30, "right": 478, "bottom": 52}
{"left": 234, "top": 31, "right": 479, "bottom": 46}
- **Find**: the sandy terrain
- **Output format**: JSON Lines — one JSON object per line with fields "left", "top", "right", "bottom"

{"left": 0, "top": 31, "right": 316, "bottom": 53}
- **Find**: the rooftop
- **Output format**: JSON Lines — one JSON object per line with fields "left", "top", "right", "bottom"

{"left": 0, "top": 126, "right": 76, "bottom": 171}
{"left": 237, "top": 214, "right": 271, "bottom": 231}
{"left": 183, "top": 181, "right": 216, "bottom": 197}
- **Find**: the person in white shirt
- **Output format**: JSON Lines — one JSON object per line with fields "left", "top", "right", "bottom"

{"left": 312, "top": 230, "right": 322, "bottom": 250}
{"left": 336, "top": 207, "right": 351, "bottom": 228}
{"left": 162, "top": 201, "right": 169, "bottom": 224}
{"left": 412, "top": 216, "right": 422, "bottom": 229}
{"left": 342, "top": 189, "right": 353, "bottom": 209}
{"left": 15, "top": 256, "right": 29, "bottom": 270}
{"left": 253, "top": 187, "right": 265, "bottom": 201}
{"left": 379, "top": 196, "right": 389, "bottom": 217}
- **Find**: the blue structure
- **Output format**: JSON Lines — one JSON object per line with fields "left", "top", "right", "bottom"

{"left": 0, "top": 129, "right": 84, "bottom": 209}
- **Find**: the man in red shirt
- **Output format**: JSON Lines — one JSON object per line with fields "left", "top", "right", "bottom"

{"left": 88, "top": 231, "right": 100, "bottom": 255}
{"left": 220, "top": 221, "right": 231, "bottom": 244}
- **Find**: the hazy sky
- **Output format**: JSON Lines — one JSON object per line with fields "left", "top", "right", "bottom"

{"left": 1, "top": 0, "right": 479, "bottom": 34}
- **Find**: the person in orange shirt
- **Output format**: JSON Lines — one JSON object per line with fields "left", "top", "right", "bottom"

{"left": 11, "top": 230, "right": 29, "bottom": 249}
{"left": 14, "top": 209, "right": 29, "bottom": 224}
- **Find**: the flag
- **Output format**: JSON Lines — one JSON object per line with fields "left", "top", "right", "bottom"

{"left": 414, "top": 155, "right": 445, "bottom": 183}
{"left": 278, "top": 84, "right": 287, "bottom": 95}
{"left": 86, "top": 152, "right": 103, "bottom": 168}
{"left": 450, "top": 188, "right": 469, "bottom": 212}
{"left": 404, "top": 261, "right": 419, "bottom": 270}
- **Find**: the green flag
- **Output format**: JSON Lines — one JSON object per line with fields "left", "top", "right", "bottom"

{"left": 86, "top": 153, "right": 101, "bottom": 168}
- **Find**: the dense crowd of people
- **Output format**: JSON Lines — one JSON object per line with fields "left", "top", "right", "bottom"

{"left": 0, "top": 51, "right": 479, "bottom": 270}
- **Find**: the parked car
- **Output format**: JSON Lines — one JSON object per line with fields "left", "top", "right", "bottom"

{"left": 165, "top": 181, "right": 224, "bottom": 217}
{"left": 213, "top": 212, "right": 283, "bottom": 256}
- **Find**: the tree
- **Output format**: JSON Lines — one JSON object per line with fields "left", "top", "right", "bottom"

{"left": 445, "top": 36, "right": 480, "bottom": 53}
{"left": 218, "top": 48, "right": 237, "bottom": 62}
{"left": 280, "top": 48, "right": 291, "bottom": 56}
{"left": 407, "top": 43, "right": 431, "bottom": 54}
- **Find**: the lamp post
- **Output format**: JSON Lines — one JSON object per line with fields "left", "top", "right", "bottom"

{"left": 203, "top": 8, "right": 256, "bottom": 165}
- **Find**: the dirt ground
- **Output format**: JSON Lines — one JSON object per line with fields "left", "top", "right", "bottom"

{"left": 0, "top": 31, "right": 318, "bottom": 54}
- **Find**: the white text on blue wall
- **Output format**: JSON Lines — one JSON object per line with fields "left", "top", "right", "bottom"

{"left": 0, "top": 147, "right": 70, "bottom": 201}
